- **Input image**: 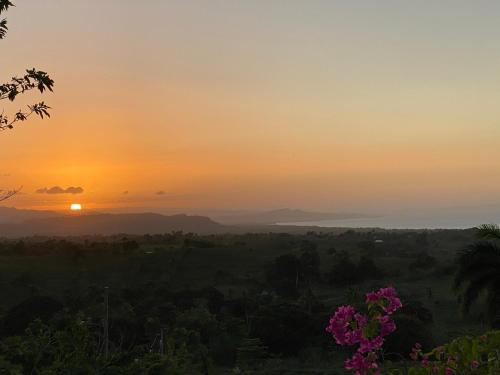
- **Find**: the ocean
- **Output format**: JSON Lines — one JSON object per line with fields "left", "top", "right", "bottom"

{"left": 278, "top": 210, "right": 500, "bottom": 230}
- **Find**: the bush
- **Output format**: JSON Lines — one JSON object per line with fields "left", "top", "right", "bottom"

{"left": 327, "top": 252, "right": 381, "bottom": 285}
{"left": 384, "top": 315, "right": 435, "bottom": 358}
{"left": 402, "top": 331, "right": 500, "bottom": 375}
{"left": 408, "top": 252, "right": 437, "bottom": 271}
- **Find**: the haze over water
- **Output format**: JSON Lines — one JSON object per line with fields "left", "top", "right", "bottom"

{"left": 281, "top": 206, "right": 500, "bottom": 229}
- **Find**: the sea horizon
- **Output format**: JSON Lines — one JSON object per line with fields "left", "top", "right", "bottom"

{"left": 278, "top": 212, "right": 500, "bottom": 230}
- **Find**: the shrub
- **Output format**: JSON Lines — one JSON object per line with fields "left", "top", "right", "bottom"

{"left": 403, "top": 331, "right": 500, "bottom": 375}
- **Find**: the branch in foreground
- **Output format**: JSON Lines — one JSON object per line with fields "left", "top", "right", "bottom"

{"left": 0, "top": 102, "right": 51, "bottom": 131}
{"left": 0, "top": 186, "right": 21, "bottom": 202}
{"left": 0, "top": 69, "right": 54, "bottom": 102}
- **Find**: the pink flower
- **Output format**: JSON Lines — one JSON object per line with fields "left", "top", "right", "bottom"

{"left": 410, "top": 343, "right": 422, "bottom": 361}
{"left": 445, "top": 367, "right": 454, "bottom": 375}
{"left": 359, "top": 335, "right": 384, "bottom": 353}
{"left": 365, "top": 287, "right": 402, "bottom": 315}
{"left": 471, "top": 360, "right": 479, "bottom": 369}
{"left": 421, "top": 355, "right": 429, "bottom": 367}
{"left": 355, "top": 313, "right": 368, "bottom": 327}
{"left": 378, "top": 315, "right": 396, "bottom": 336}
{"left": 326, "top": 305, "right": 357, "bottom": 345}
{"left": 345, "top": 352, "right": 379, "bottom": 375}
{"left": 366, "top": 292, "right": 379, "bottom": 302}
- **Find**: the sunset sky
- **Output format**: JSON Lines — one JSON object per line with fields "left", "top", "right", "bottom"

{"left": 2, "top": 0, "right": 500, "bottom": 213}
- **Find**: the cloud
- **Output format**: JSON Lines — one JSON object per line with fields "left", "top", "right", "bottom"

{"left": 156, "top": 190, "right": 165, "bottom": 195}
{"left": 65, "top": 186, "right": 84, "bottom": 194}
{"left": 36, "top": 186, "right": 84, "bottom": 195}
{"left": 122, "top": 190, "right": 129, "bottom": 195}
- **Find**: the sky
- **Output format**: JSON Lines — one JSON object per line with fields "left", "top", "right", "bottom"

{"left": 2, "top": 0, "right": 500, "bottom": 214}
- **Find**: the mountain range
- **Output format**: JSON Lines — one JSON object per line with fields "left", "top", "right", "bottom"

{"left": 0, "top": 206, "right": 367, "bottom": 237}
{"left": 0, "top": 206, "right": 58, "bottom": 224}
{"left": 0, "top": 212, "right": 226, "bottom": 237}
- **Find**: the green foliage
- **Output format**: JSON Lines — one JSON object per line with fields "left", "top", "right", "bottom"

{"left": 1, "top": 296, "right": 63, "bottom": 336}
{"left": 327, "top": 251, "right": 359, "bottom": 285}
{"left": 384, "top": 315, "right": 435, "bottom": 358}
{"left": 266, "top": 254, "right": 300, "bottom": 297}
{"left": 0, "top": 229, "right": 484, "bottom": 373}
{"left": 0, "top": 317, "right": 191, "bottom": 374}
{"left": 235, "top": 338, "right": 268, "bottom": 370}
{"left": 327, "top": 251, "right": 381, "bottom": 285}
{"left": 251, "top": 303, "right": 313, "bottom": 356}
{"left": 396, "top": 330, "right": 500, "bottom": 375}
{"left": 408, "top": 252, "right": 437, "bottom": 271}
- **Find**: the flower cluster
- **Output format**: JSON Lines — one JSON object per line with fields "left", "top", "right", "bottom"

{"left": 326, "top": 286, "right": 402, "bottom": 375}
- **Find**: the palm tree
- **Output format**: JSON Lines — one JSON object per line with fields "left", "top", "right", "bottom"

{"left": 454, "top": 224, "right": 500, "bottom": 326}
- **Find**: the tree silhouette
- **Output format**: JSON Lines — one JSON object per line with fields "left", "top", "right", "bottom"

{"left": 0, "top": 0, "right": 54, "bottom": 200}
{"left": 454, "top": 224, "right": 500, "bottom": 326}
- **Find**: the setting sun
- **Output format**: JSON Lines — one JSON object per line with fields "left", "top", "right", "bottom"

{"left": 70, "top": 203, "right": 82, "bottom": 211}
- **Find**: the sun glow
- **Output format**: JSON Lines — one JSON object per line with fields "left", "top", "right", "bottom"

{"left": 70, "top": 203, "right": 82, "bottom": 211}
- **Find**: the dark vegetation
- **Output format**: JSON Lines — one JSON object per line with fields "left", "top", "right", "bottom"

{"left": 0, "top": 228, "right": 491, "bottom": 374}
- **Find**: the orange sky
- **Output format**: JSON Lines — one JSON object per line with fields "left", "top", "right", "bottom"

{"left": 2, "top": 1, "right": 500, "bottom": 213}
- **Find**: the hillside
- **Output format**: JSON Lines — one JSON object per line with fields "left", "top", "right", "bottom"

{"left": 0, "top": 212, "right": 228, "bottom": 236}
{"left": 0, "top": 206, "right": 58, "bottom": 224}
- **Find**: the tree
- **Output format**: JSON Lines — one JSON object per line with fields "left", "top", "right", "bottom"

{"left": 251, "top": 303, "right": 312, "bottom": 355}
{"left": 326, "top": 251, "right": 359, "bottom": 285}
{"left": 454, "top": 224, "right": 500, "bottom": 326}
{"left": 1, "top": 296, "right": 63, "bottom": 336}
{"left": 299, "top": 246, "right": 320, "bottom": 283}
{"left": 266, "top": 254, "right": 300, "bottom": 297}
{"left": 0, "top": 1, "right": 54, "bottom": 200}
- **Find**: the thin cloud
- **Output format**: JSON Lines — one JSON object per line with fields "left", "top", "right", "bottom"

{"left": 36, "top": 186, "right": 84, "bottom": 195}
{"left": 156, "top": 190, "right": 165, "bottom": 195}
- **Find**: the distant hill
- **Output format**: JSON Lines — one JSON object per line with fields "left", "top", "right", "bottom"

{"left": 0, "top": 213, "right": 227, "bottom": 237}
{"left": 0, "top": 207, "right": 374, "bottom": 237}
{"left": 213, "top": 208, "right": 369, "bottom": 225}
{"left": 0, "top": 206, "right": 58, "bottom": 224}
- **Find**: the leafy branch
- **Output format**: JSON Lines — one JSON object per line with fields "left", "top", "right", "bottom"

{"left": 0, "top": 0, "right": 54, "bottom": 202}
{"left": 0, "top": 0, "right": 14, "bottom": 39}
{"left": 0, "top": 68, "right": 54, "bottom": 101}
{"left": 0, "top": 2, "right": 54, "bottom": 132}
{"left": 0, "top": 102, "right": 51, "bottom": 131}
{"left": 0, "top": 186, "right": 21, "bottom": 202}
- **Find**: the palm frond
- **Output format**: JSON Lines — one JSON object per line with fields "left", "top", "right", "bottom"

{"left": 454, "top": 242, "right": 500, "bottom": 288}
{"left": 0, "top": 0, "right": 13, "bottom": 15}
{"left": 485, "top": 281, "right": 500, "bottom": 326}
{"left": 476, "top": 224, "right": 500, "bottom": 240}
{"left": 455, "top": 266, "right": 500, "bottom": 290}
{"left": 461, "top": 273, "right": 500, "bottom": 313}
{"left": 456, "top": 241, "right": 500, "bottom": 266}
